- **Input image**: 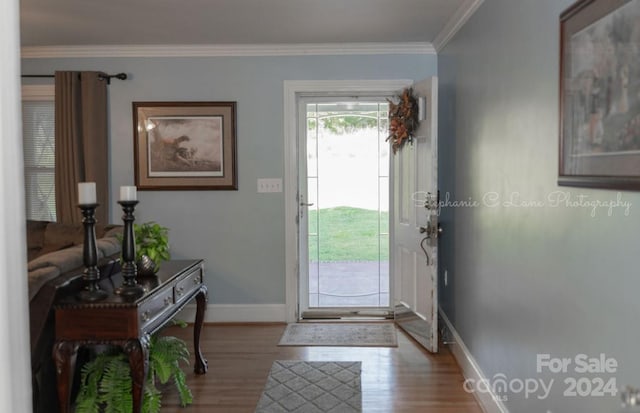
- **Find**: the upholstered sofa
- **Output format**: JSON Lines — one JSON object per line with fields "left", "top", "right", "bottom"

{"left": 26, "top": 220, "right": 122, "bottom": 413}
{"left": 27, "top": 220, "right": 122, "bottom": 299}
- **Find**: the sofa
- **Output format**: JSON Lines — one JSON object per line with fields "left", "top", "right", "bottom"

{"left": 27, "top": 220, "right": 122, "bottom": 413}
{"left": 27, "top": 220, "right": 122, "bottom": 299}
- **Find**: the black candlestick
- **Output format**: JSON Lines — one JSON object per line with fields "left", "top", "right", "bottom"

{"left": 78, "top": 204, "right": 108, "bottom": 302}
{"left": 115, "top": 200, "right": 145, "bottom": 297}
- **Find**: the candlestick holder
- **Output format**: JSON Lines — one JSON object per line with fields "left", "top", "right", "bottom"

{"left": 115, "top": 200, "right": 145, "bottom": 297}
{"left": 78, "top": 204, "right": 108, "bottom": 302}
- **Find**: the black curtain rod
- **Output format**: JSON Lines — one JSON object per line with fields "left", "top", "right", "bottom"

{"left": 21, "top": 72, "right": 127, "bottom": 84}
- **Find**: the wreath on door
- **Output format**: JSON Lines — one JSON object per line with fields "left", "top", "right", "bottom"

{"left": 387, "top": 87, "right": 419, "bottom": 153}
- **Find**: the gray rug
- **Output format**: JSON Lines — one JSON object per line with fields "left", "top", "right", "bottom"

{"left": 278, "top": 323, "right": 397, "bottom": 347}
{"left": 255, "top": 361, "right": 362, "bottom": 413}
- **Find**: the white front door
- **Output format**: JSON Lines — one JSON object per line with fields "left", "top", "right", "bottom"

{"left": 392, "top": 77, "right": 439, "bottom": 352}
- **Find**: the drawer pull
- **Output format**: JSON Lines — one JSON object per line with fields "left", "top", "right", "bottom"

{"left": 176, "top": 286, "right": 185, "bottom": 297}
{"left": 142, "top": 310, "right": 151, "bottom": 322}
{"left": 164, "top": 296, "right": 172, "bottom": 307}
{"left": 193, "top": 276, "right": 201, "bottom": 285}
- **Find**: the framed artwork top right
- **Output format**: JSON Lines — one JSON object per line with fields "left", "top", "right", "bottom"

{"left": 559, "top": 0, "right": 640, "bottom": 189}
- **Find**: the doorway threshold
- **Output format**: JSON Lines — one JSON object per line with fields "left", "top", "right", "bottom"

{"left": 301, "top": 309, "right": 393, "bottom": 321}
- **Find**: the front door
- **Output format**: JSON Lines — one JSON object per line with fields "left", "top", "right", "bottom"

{"left": 392, "top": 77, "right": 439, "bottom": 352}
{"left": 298, "top": 98, "right": 392, "bottom": 318}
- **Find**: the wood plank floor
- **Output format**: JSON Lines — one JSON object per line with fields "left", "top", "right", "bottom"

{"left": 160, "top": 323, "right": 483, "bottom": 413}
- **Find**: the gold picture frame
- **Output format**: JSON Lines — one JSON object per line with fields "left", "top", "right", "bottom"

{"left": 133, "top": 101, "right": 237, "bottom": 190}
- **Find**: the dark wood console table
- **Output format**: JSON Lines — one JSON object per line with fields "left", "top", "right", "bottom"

{"left": 52, "top": 259, "right": 208, "bottom": 413}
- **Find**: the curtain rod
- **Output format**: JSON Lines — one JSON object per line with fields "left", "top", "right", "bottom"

{"left": 21, "top": 72, "right": 127, "bottom": 84}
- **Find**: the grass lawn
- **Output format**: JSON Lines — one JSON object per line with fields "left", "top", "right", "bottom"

{"left": 308, "top": 206, "right": 389, "bottom": 262}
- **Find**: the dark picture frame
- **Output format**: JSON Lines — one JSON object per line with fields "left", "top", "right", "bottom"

{"left": 133, "top": 101, "right": 237, "bottom": 190}
{"left": 559, "top": 0, "right": 640, "bottom": 189}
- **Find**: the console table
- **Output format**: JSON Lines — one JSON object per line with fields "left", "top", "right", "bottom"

{"left": 52, "top": 259, "right": 208, "bottom": 413}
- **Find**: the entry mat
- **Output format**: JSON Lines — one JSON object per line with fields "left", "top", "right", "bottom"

{"left": 278, "top": 323, "right": 397, "bottom": 347}
{"left": 255, "top": 360, "right": 362, "bottom": 413}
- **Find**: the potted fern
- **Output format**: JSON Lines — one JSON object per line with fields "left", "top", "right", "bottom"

{"left": 134, "top": 222, "right": 170, "bottom": 275}
{"left": 75, "top": 321, "right": 192, "bottom": 413}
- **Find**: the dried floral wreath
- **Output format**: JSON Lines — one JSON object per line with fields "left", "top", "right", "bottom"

{"left": 387, "top": 87, "right": 419, "bottom": 153}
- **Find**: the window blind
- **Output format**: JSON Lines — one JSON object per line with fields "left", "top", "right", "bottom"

{"left": 22, "top": 100, "right": 56, "bottom": 221}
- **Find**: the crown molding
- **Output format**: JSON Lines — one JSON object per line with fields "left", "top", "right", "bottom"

{"left": 433, "top": 0, "right": 484, "bottom": 52}
{"left": 21, "top": 42, "right": 436, "bottom": 59}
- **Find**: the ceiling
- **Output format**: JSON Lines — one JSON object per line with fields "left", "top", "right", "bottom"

{"left": 20, "top": 0, "right": 470, "bottom": 48}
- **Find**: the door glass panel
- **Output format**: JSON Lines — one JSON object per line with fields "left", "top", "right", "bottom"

{"left": 305, "top": 101, "right": 390, "bottom": 309}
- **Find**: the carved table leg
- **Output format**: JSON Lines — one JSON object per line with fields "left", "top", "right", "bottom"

{"left": 194, "top": 285, "right": 208, "bottom": 374}
{"left": 123, "top": 336, "right": 150, "bottom": 413}
{"left": 52, "top": 341, "right": 78, "bottom": 413}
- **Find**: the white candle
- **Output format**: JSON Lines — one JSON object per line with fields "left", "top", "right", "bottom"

{"left": 120, "top": 186, "right": 137, "bottom": 201}
{"left": 78, "top": 182, "right": 97, "bottom": 205}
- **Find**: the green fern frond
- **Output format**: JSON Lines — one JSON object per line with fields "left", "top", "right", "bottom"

{"left": 76, "top": 386, "right": 100, "bottom": 412}
{"left": 76, "top": 352, "right": 112, "bottom": 413}
{"left": 150, "top": 336, "right": 191, "bottom": 385}
{"left": 98, "top": 356, "right": 132, "bottom": 413}
{"left": 173, "top": 368, "right": 193, "bottom": 407}
{"left": 153, "top": 335, "right": 190, "bottom": 357}
{"left": 75, "top": 377, "right": 102, "bottom": 413}
{"left": 151, "top": 353, "right": 173, "bottom": 384}
{"left": 143, "top": 381, "right": 163, "bottom": 413}
{"left": 163, "top": 336, "right": 191, "bottom": 363}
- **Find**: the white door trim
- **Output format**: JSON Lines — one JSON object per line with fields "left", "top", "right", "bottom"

{"left": 1, "top": 0, "right": 34, "bottom": 409}
{"left": 283, "top": 79, "right": 412, "bottom": 323}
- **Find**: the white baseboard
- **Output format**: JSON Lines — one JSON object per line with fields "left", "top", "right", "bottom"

{"left": 439, "top": 307, "right": 509, "bottom": 413}
{"left": 176, "top": 304, "right": 287, "bottom": 323}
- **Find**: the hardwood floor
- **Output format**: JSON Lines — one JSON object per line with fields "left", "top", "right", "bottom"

{"left": 160, "top": 323, "right": 483, "bottom": 413}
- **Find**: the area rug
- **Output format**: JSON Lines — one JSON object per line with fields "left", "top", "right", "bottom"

{"left": 278, "top": 323, "right": 397, "bottom": 347}
{"left": 255, "top": 361, "right": 362, "bottom": 413}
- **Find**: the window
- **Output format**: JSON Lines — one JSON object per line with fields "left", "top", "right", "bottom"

{"left": 22, "top": 85, "right": 56, "bottom": 221}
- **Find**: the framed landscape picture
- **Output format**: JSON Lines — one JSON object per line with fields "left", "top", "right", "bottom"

{"left": 559, "top": 0, "right": 640, "bottom": 189}
{"left": 133, "top": 101, "right": 237, "bottom": 190}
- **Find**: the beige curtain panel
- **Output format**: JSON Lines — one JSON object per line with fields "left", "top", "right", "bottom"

{"left": 54, "top": 71, "right": 109, "bottom": 224}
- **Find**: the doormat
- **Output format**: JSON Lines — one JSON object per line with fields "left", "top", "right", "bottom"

{"left": 255, "top": 361, "right": 362, "bottom": 413}
{"left": 278, "top": 323, "right": 397, "bottom": 347}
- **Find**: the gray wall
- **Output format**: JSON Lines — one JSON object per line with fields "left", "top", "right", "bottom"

{"left": 22, "top": 54, "right": 436, "bottom": 305}
{"left": 439, "top": 0, "right": 640, "bottom": 411}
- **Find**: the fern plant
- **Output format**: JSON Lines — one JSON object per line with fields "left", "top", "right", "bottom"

{"left": 75, "top": 322, "right": 192, "bottom": 413}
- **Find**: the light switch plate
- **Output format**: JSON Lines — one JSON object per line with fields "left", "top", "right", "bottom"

{"left": 257, "top": 178, "right": 282, "bottom": 193}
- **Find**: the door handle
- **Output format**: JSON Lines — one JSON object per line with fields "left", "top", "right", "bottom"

{"left": 419, "top": 222, "right": 442, "bottom": 239}
{"left": 299, "top": 195, "right": 314, "bottom": 218}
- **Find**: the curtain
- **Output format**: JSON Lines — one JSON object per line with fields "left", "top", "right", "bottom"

{"left": 54, "top": 71, "right": 109, "bottom": 224}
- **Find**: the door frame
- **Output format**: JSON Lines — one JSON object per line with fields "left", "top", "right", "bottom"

{"left": 283, "top": 79, "right": 412, "bottom": 323}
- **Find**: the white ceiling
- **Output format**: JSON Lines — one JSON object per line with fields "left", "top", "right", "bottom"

{"left": 20, "top": 0, "right": 471, "bottom": 48}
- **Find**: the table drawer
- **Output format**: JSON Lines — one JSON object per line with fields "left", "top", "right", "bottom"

{"left": 174, "top": 265, "right": 203, "bottom": 303}
{"left": 139, "top": 284, "right": 174, "bottom": 326}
